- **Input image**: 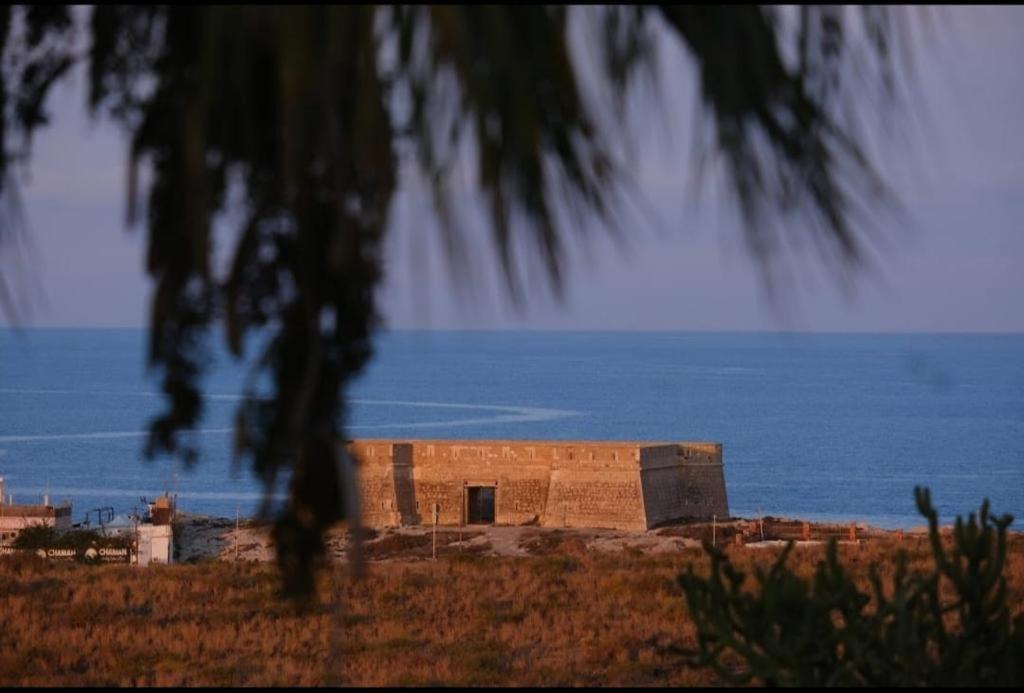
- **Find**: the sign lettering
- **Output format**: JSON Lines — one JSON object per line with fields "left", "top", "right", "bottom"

{"left": 0, "top": 545, "right": 132, "bottom": 562}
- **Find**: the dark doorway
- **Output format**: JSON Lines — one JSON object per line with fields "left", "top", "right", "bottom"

{"left": 467, "top": 486, "right": 496, "bottom": 524}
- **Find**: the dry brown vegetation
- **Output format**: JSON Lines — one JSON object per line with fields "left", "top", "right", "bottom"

{"left": 0, "top": 530, "right": 1022, "bottom": 686}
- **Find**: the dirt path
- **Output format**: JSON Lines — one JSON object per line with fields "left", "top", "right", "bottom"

{"left": 173, "top": 514, "right": 886, "bottom": 564}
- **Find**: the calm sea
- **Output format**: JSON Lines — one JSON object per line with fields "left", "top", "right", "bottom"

{"left": 1, "top": 329, "right": 1021, "bottom": 529}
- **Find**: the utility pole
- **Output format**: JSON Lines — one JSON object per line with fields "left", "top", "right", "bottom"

{"left": 432, "top": 503, "right": 439, "bottom": 561}
{"left": 132, "top": 511, "right": 139, "bottom": 566}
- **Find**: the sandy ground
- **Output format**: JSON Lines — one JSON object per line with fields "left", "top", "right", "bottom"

{"left": 172, "top": 513, "right": 911, "bottom": 564}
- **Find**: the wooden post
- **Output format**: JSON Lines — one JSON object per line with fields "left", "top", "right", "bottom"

{"left": 235, "top": 505, "right": 240, "bottom": 561}
{"left": 802, "top": 522, "right": 811, "bottom": 541}
{"left": 849, "top": 522, "right": 856, "bottom": 542}
{"left": 712, "top": 514, "right": 716, "bottom": 548}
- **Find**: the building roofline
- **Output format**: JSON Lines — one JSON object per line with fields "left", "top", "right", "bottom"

{"left": 345, "top": 438, "right": 719, "bottom": 448}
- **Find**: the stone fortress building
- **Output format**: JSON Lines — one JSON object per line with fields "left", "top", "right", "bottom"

{"left": 348, "top": 439, "right": 728, "bottom": 532}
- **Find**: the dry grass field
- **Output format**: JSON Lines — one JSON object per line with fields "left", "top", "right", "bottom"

{"left": 2, "top": 529, "right": 1023, "bottom": 686}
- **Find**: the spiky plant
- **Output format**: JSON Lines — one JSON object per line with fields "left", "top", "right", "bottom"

{"left": 677, "top": 487, "right": 1024, "bottom": 686}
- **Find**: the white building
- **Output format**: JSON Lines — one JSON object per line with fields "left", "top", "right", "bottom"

{"left": 136, "top": 524, "right": 173, "bottom": 566}
{"left": 134, "top": 495, "right": 176, "bottom": 565}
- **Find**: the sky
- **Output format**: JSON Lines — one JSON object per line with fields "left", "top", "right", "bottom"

{"left": 2, "top": 5, "right": 1022, "bottom": 333}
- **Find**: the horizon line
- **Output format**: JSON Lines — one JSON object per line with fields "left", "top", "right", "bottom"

{"left": 2, "top": 325, "right": 1023, "bottom": 337}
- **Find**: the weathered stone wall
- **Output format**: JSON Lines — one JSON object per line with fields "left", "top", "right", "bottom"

{"left": 677, "top": 443, "right": 729, "bottom": 520}
{"left": 639, "top": 443, "right": 728, "bottom": 526}
{"left": 347, "top": 439, "right": 727, "bottom": 531}
{"left": 545, "top": 467, "right": 647, "bottom": 531}
{"left": 638, "top": 445, "right": 683, "bottom": 528}
{"left": 348, "top": 441, "right": 400, "bottom": 527}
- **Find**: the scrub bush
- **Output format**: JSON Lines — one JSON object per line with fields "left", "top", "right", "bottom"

{"left": 677, "top": 487, "right": 1024, "bottom": 686}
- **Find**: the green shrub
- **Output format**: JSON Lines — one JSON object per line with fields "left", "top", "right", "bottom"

{"left": 12, "top": 525, "right": 131, "bottom": 560}
{"left": 11, "top": 525, "right": 62, "bottom": 550}
{"left": 676, "top": 487, "right": 1024, "bottom": 686}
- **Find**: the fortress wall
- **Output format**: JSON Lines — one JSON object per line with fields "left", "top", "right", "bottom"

{"left": 404, "top": 441, "right": 642, "bottom": 528}
{"left": 404, "top": 441, "right": 641, "bottom": 466}
{"left": 346, "top": 439, "right": 726, "bottom": 531}
{"left": 679, "top": 442, "right": 722, "bottom": 457}
{"left": 349, "top": 441, "right": 401, "bottom": 526}
{"left": 395, "top": 462, "right": 551, "bottom": 527}
{"left": 543, "top": 467, "right": 647, "bottom": 531}
{"left": 495, "top": 476, "right": 552, "bottom": 526}
{"left": 638, "top": 445, "right": 686, "bottom": 527}
{"left": 678, "top": 442, "right": 723, "bottom": 466}
{"left": 679, "top": 458, "right": 729, "bottom": 519}
{"left": 679, "top": 443, "right": 728, "bottom": 519}
{"left": 413, "top": 441, "right": 645, "bottom": 530}
{"left": 639, "top": 444, "right": 728, "bottom": 526}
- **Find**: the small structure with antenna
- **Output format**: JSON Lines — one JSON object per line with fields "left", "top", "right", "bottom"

{"left": 0, "top": 476, "right": 73, "bottom": 545}
{"left": 134, "top": 492, "right": 176, "bottom": 566}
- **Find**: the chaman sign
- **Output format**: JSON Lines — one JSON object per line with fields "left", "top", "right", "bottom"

{"left": 0, "top": 545, "right": 132, "bottom": 563}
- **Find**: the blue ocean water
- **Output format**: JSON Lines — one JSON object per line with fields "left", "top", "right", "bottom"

{"left": 1, "top": 328, "right": 1022, "bottom": 529}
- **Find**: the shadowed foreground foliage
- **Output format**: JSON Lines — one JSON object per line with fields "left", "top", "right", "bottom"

{"left": 0, "top": 6, "right": 924, "bottom": 595}
{"left": 677, "top": 488, "right": 1024, "bottom": 686}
